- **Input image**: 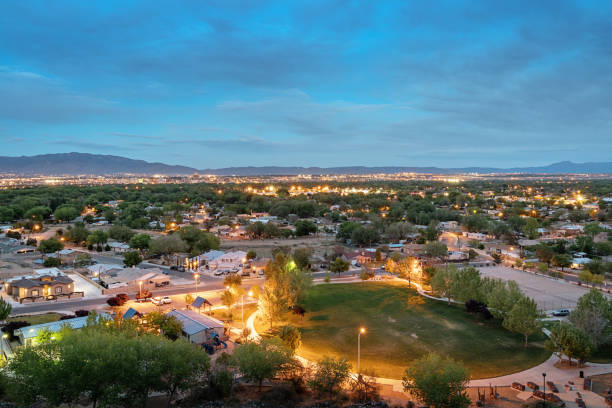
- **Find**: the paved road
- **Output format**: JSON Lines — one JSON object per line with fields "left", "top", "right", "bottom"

{"left": 10, "top": 276, "right": 265, "bottom": 315}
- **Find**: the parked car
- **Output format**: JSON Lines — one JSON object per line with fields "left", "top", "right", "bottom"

{"left": 552, "top": 309, "right": 570, "bottom": 316}
{"left": 151, "top": 296, "right": 164, "bottom": 306}
{"left": 161, "top": 296, "right": 172, "bottom": 304}
{"left": 214, "top": 269, "right": 224, "bottom": 276}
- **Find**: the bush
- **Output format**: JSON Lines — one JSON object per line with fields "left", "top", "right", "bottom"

{"left": 465, "top": 299, "right": 493, "bottom": 319}
{"left": 74, "top": 310, "right": 89, "bottom": 317}
{"left": 43, "top": 257, "right": 61, "bottom": 267}
{"left": 260, "top": 384, "right": 300, "bottom": 405}
{"left": 106, "top": 297, "right": 121, "bottom": 307}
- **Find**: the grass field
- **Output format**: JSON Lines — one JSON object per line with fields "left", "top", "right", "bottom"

{"left": 256, "top": 282, "right": 550, "bottom": 380}
{"left": 7, "top": 313, "right": 65, "bottom": 325}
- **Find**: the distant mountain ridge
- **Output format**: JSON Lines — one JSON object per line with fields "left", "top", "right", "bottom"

{"left": 1, "top": 153, "right": 611, "bottom": 175}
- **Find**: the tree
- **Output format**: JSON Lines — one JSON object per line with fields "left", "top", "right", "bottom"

{"left": 294, "top": 220, "right": 317, "bottom": 236}
{"left": 522, "top": 217, "right": 539, "bottom": 239}
{"left": 450, "top": 267, "right": 483, "bottom": 303}
{"left": 485, "top": 279, "right": 523, "bottom": 320}
{"left": 430, "top": 267, "right": 457, "bottom": 304}
{"left": 535, "top": 244, "right": 554, "bottom": 266}
{"left": 424, "top": 241, "right": 448, "bottom": 262}
{"left": 65, "top": 222, "right": 89, "bottom": 244}
{"left": 221, "top": 289, "right": 236, "bottom": 317}
{"left": 503, "top": 296, "right": 541, "bottom": 347}
{"left": 330, "top": 257, "right": 350, "bottom": 276}
{"left": 231, "top": 338, "right": 294, "bottom": 391}
{"left": 402, "top": 352, "right": 470, "bottom": 408}
{"left": 579, "top": 270, "right": 594, "bottom": 285}
{"left": 108, "top": 225, "right": 135, "bottom": 242}
{"left": 24, "top": 205, "right": 51, "bottom": 221}
{"left": 129, "top": 233, "right": 151, "bottom": 252}
{"left": 87, "top": 230, "right": 109, "bottom": 248}
{"left": 309, "top": 356, "right": 351, "bottom": 398}
{"left": 178, "top": 226, "right": 220, "bottom": 256}
{"left": 150, "top": 235, "right": 188, "bottom": 263}
{"left": 124, "top": 251, "right": 142, "bottom": 267}
{"left": 246, "top": 249, "right": 257, "bottom": 260}
{"left": 279, "top": 325, "right": 302, "bottom": 351}
{"left": 43, "top": 257, "right": 61, "bottom": 267}
{"left": 569, "top": 289, "right": 612, "bottom": 348}
{"left": 292, "top": 247, "right": 313, "bottom": 270}
{"left": 552, "top": 254, "right": 571, "bottom": 271}
{"left": 38, "top": 237, "right": 64, "bottom": 254}
{"left": 223, "top": 273, "right": 242, "bottom": 290}
{"left": 0, "top": 297, "right": 12, "bottom": 322}
{"left": 53, "top": 205, "right": 79, "bottom": 223}
{"left": 145, "top": 312, "right": 183, "bottom": 340}
{"left": 74, "top": 253, "right": 92, "bottom": 266}
{"left": 546, "top": 322, "right": 593, "bottom": 366}
{"left": 258, "top": 279, "right": 288, "bottom": 330}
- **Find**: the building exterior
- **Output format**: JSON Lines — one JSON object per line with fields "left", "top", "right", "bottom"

{"left": 5, "top": 269, "right": 77, "bottom": 303}
{"left": 166, "top": 309, "right": 224, "bottom": 344}
{"left": 13, "top": 313, "right": 111, "bottom": 347}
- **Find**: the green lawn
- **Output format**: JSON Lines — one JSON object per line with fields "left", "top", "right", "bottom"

{"left": 258, "top": 282, "right": 550, "bottom": 380}
{"left": 7, "top": 313, "right": 65, "bottom": 325}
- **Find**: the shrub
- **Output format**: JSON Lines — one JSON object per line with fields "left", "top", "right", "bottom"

{"left": 1, "top": 321, "right": 29, "bottom": 341}
{"left": 43, "top": 258, "right": 61, "bottom": 267}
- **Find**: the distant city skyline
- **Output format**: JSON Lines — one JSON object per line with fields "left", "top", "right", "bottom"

{"left": 1, "top": 1, "right": 612, "bottom": 168}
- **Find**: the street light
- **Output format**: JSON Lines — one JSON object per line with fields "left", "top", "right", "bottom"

{"left": 194, "top": 273, "right": 200, "bottom": 296}
{"left": 358, "top": 327, "right": 366, "bottom": 375}
{"left": 542, "top": 372, "right": 546, "bottom": 396}
{"left": 138, "top": 281, "right": 143, "bottom": 298}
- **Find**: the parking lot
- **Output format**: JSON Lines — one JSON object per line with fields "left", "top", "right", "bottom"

{"left": 479, "top": 265, "right": 605, "bottom": 311}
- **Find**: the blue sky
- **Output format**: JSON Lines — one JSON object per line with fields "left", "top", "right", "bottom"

{"left": 1, "top": 0, "right": 611, "bottom": 168}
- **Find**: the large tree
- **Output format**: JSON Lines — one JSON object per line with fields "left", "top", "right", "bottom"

{"left": 546, "top": 322, "right": 593, "bottom": 366}
{"left": 503, "top": 296, "right": 541, "bottom": 347}
{"left": 402, "top": 352, "right": 470, "bottom": 408}
{"left": 309, "top": 356, "right": 351, "bottom": 398}
{"left": 231, "top": 339, "right": 294, "bottom": 391}
{"left": 569, "top": 289, "right": 612, "bottom": 348}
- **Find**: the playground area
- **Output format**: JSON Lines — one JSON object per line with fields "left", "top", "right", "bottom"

{"left": 256, "top": 281, "right": 550, "bottom": 380}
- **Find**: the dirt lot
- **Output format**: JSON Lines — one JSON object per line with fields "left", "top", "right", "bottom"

{"left": 220, "top": 236, "right": 338, "bottom": 259}
{"left": 479, "top": 265, "right": 602, "bottom": 311}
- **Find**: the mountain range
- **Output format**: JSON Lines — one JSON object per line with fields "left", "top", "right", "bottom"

{"left": 1, "top": 153, "right": 611, "bottom": 175}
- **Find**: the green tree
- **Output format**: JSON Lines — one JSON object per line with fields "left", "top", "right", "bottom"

{"left": 292, "top": 247, "right": 313, "bottom": 270}
{"left": 546, "top": 322, "right": 593, "bottom": 366}
{"left": 38, "top": 237, "right": 64, "bottom": 254}
{"left": 53, "top": 205, "right": 79, "bottom": 223}
{"left": 424, "top": 241, "right": 448, "bottom": 263}
{"left": 569, "top": 289, "right": 612, "bottom": 348}
{"left": 129, "top": 233, "right": 151, "bottom": 252}
{"left": 65, "top": 222, "right": 89, "bottom": 244}
{"left": 402, "top": 352, "right": 470, "bottom": 408}
{"left": 522, "top": 217, "right": 539, "bottom": 240}
{"left": 450, "top": 267, "right": 483, "bottom": 303}
{"left": 150, "top": 235, "right": 188, "bottom": 263}
{"left": 124, "top": 251, "right": 143, "bottom": 267}
{"left": 278, "top": 325, "right": 302, "bottom": 351}
{"left": 330, "top": 257, "right": 350, "bottom": 276}
{"left": 74, "top": 253, "right": 92, "bottom": 266}
{"left": 87, "top": 229, "right": 109, "bottom": 247}
{"left": 552, "top": 254, "right": 572, "bottom": 271}
{"left": 246, "top": 249, "right": 257, "bottom": 260}
{"left": 503, "top": 296, "right": 541, "bottom": 347}
{"left": 294, "top": 220, "right": 317, "bottom": 236}
{"left": 535, "top": 244, "right": 554, "bottom": 266}
{"left": 430, "top": 267, "right": 457, "bottom": 304}
{"left": 24, "top": 205, "right": 51, "bottom": 221}
{"left": 231, "top": 338, "right": 294, "bottom": 391}
{"left": 0, "top": 297, "right": 12, "bottom": 322}
{"left": 309, "top": 356, "right": 351, "bottom": 398}
{"left": 108, "top": 225, "right": 135, "bottom": 242}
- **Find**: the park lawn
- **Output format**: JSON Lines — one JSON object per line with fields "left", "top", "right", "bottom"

{"left": 211, "top": 303, "right": 258, "bottom": 329}
{"left": 258, "top": 281, "right": 550, "bottom": 380}
{"left": 7, "top": 313, "right": 66, "bottom": 325}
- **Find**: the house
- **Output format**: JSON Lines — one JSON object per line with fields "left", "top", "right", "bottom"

{"left": 87, "top": 263, "right": 123, "bottom": 279}
{"left": 14, "top": 313, "right": 111, "bottom": 347}
{"left": 209, "top": 251, "right": 247, "bottom": 270}
{"left": 108, "top": 241, "right": 130, "bottom": 253}
{"left": 5, "top": 270, "right": 77, "bottom": 303}
{"left": 101, "top": 267, "right": 169, "bottom": 290}
{"left": 463, "top": 232, "right": 487, "bottom": 241}
{"left": 250, "top": 258, "right": 270, "bottom": 275}
{"left": 571, "top": 257, "right": 591, "bottom": 269}
{"left": 166, "top": 309, "right": 224, "bottom": 344}
{"left": 122, "top": 307, "right": 143, "bottom": 320}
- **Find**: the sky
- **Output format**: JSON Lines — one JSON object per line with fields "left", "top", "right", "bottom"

{"left": 1, "top": 0, "right": 611, "bottom": 169}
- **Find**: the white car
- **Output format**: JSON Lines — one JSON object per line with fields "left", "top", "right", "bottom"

{"left": 151, "top": 296, "right": 172, "bottom": 306}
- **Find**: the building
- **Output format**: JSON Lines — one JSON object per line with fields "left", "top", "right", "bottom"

{"left": 209, "top": 251, "right": 248, "bottom": 270}
{"left": 5, "top": 269, "right": 78, "bottom": 303}
{"left": 166, "top": 309, "right": 224, "bottom": 344}
{"left": 101, "top": 267, "right": 169, "bottom": 291}
{"left": 13, "top": 313, "right": 111, "bottom": 347}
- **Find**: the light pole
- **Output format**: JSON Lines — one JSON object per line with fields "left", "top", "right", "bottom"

{"left": 242, "top": 290, "right": 253, "bottom": 327}
{"left": 138, "top": 281, "right": 143, "bottom": 298}
{"left": 194, "top": 273, "right": 199, "bottom": 296}
{"left": 358, "top": 327, "right": 366, "bottom": 375}
{"left": 542, "top": 372, "right": 546, "bottom": 396}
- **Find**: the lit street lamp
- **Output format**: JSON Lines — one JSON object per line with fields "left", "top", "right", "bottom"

{"left": 194, "top": 273, "right": 200, "bottom": 296}
{"left": 138, "top": 281, "right": 143, "bottom": 298}
{"left": 358, "top": 327, "right": 366, "bottom": 375}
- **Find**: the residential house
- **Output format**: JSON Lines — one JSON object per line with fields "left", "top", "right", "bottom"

{"left": 14, "top": 313, "right": 111, "bottom": 347}
{"left": 5, "top": 269, "right": 77, "bottom": 303}
{"left": 166, "top": 309, "right": 224, "bottom": 344}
